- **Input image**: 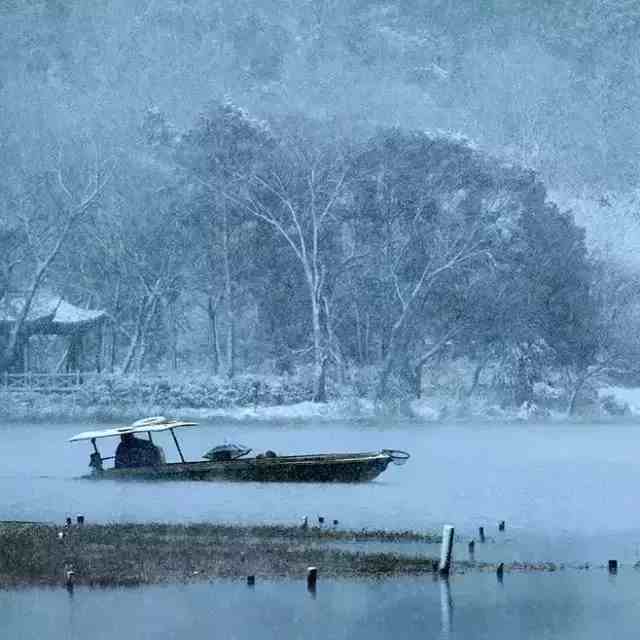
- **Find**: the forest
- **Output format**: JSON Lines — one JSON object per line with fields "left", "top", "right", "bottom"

{"left": 2, "top": 1, "right": 640, "bottom": 417}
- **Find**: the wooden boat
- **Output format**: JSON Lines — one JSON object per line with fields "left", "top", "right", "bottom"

{"left": 69, "top": 417, "right": 410, "bottom": 483}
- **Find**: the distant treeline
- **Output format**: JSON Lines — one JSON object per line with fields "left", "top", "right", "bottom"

{"left": 2, "top": 101, "right": 640, "bottom": 411}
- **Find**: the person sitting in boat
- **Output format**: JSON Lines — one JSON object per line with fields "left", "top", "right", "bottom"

{"left": 115, "top": 433, "right": 165, "bottom": 469}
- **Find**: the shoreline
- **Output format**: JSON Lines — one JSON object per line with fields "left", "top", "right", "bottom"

{"left": 0, "top": 371, "right": 635, "bottom": 423}
{"left": 1, "top": 393, "right": 637, "bottom": 425}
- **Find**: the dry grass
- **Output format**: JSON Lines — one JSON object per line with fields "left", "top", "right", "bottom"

{"left": 0, "top": 522, "right": 566, "bottom": 587}
{"left": 0, "top": 522, "right": 440, "bottom": 587}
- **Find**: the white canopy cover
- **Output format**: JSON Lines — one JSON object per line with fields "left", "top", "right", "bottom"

{"left": 69, "top": 416, "right": 198, "bottom": 442}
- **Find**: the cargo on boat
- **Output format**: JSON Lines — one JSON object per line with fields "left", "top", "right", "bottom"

{"left": 69, "top": 417, "right": 410, "bottom": 483}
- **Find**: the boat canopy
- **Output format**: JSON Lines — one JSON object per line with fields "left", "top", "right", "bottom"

{"left": 69, "top": 417, "right": 198, "bottom": 442}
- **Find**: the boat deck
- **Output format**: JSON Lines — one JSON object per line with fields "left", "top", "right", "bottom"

{"left": 89, "top": 451, "right": 392, "bottom": 483}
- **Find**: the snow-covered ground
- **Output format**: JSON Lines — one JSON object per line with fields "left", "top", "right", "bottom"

{"left": 172, "top": 399, "right": 377, "bottom": 422}
{"left": 599, "top": 386, "right": 640, "bottom": 415}
{"left": 2, "top": 378, "right": 639, "bottom": 423}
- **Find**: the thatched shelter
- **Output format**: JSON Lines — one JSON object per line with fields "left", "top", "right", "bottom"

{"left": 0, "top": 291, "right": 106, "bottom": 373}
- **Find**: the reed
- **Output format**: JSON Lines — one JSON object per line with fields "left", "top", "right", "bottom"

{"left": 0, "top": 522, "right": 439, "bottom": 587}
{"left": 0, "top": 522, "right": 562, "bottom": 587}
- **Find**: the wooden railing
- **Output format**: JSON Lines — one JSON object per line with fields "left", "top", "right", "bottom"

{"left": 1, "top": 372, "right": 99, "bottom": 392}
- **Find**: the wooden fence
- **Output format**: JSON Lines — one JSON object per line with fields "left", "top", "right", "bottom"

{"left": 1, "top": 372, "right": 99, "bottom": 392}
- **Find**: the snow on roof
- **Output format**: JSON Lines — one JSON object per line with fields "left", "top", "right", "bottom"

{"left": 69, "top": 418, "right": 198, "bottom": 442}
{"left": 0, "top": 291, "right": 59, "bottom": 324}
{"left": 0, "top": 290, "right": 105, "bottom": 334}
{"left": 51, "top": 299, "right": 105, "bottom": 325}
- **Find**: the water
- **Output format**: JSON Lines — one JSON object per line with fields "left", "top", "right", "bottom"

{"left": 2, "top": 572, "right": 639, "bottom": 639}
{"left": 3, "top": 419, "right": 640, "bottom": 564}
{"left": 3, "top": 418, "right": 640, "bottom": 637}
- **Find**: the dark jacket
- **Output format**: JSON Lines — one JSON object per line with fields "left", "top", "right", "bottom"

{"left": 115, "top": 436, "right": 164, "bottom": 468}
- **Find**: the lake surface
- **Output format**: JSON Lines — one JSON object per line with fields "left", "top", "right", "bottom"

{"left": 2, "top": 419, "right": 640, "bottom": 564}
{"left": 2, "top": 572, "right": 640, "bottom": 639}
{"left": 3, "top": 418, "right": 640, "bottom": 637}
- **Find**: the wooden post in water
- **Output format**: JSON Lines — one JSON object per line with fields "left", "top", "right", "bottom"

{"left": 439, "top": 525, "right": 455, "bottom": 575}
{"left": 307, "top": 567, "right": 318, "bottom": 591}
{"left": 496, "top": 562, "right": 504, "bottom": 583}
{"left": 479, "top": 526, "right": 485, "bottom": 543}
{"left": 65, "top": 564, "right": 75, "bottom": 592}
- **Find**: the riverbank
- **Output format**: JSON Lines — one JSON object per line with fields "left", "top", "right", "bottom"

{"left": 0, "top": 372, "right": 634, "bottom": 423}
{"left": 0, "top": 522, "right": 569, "bottom": 587}
{"left": 0, "top": 376, "right": 640, "bottom": 423}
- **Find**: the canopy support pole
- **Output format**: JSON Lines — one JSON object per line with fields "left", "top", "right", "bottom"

{"left": 89, "top": 437, "right": 104, "bottom": 474}
{"left": 170, "top": 428, "right": 185, "bottom": 463}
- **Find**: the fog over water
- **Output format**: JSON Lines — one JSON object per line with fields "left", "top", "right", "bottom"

{"left": 3, "top": 419, "right": 640, "bottom": 565}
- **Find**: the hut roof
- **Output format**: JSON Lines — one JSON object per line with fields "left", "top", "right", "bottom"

{"left": 0, "top": 291, "right": 106, "bottom": 335}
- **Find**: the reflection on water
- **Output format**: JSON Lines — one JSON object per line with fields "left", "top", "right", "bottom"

{"left": 4, "top": 420, "right": 640, "bottom": 564}
{"left": 2, "top": 572, "right": 640, "bottom": 640}
{"left": 440, "top": 577, "right": 453, "bottom": 636}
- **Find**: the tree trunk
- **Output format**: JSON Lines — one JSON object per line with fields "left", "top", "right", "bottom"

{"left": 122, "top": 298, "right": 147, "bottom": 374}
{"left": 95, "top": 321, "right": 104, "bottom": 373}
{"left": 467, "top": 360, "right": 486, "bottom": 398}
{"left": 397, "top": 329, "right": 456, "bottom": 400}
{"left": 222, "top": 209, "right": 235, "bottom": 379}
{"left": 56, "top": 342, "right": 72, "bottom": 373}
{"left": 377, "top": 353, "right": 395, "bottom": 400}
{"left": 323, "top": 296, "right": 346, "bottom": 385}
{"left": 110, "top": 280, "right": 121, "bottom": 373}
{"left": 23, "top": 337, "right": 30, "bottom": 375}
{"left": 168, "top": 299, "right": 178, "bottom": 371}
{"left": 380, "top": 326, "right": 389, "bottom": 362}
{"left": 353, "top": 302, "right": 363, "bottom": 365}
{"left": 377, "top": 318, "right": 404, "bottom": 399}
{"left": 66, "top": 334, "right": 82, "bottom": 372}
{"left": 413, "top": 362, "right": 423, "bottom": 399}
{"left": 207, "top": 295, "right": 221, "bottom": 375}
{"left": 110, "top": 319, "right": 118, "bottom": 373}
{"left": 567, "top": 374, "right": 587, "bottom": 416}
{"left": 136, "top": 296, "right": 159, "bottom": 372}
{"left": 377, "top": 299, "right": 421, "bottom": 399}
{"left": 314, "top": 355, "right": 328, "bottom": 403}
{"left": 363, "top": 313, "right": 370, "bottom": 365}
{"left": 311, "top": 294, "right": 325, "bottom": 402}
{"left": 514, "top": 354, "right": 533, "bottom": 406}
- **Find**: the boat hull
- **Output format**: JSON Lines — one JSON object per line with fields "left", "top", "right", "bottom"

{"left": 88, "top": 452, "right": 392, "bottom": 483}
